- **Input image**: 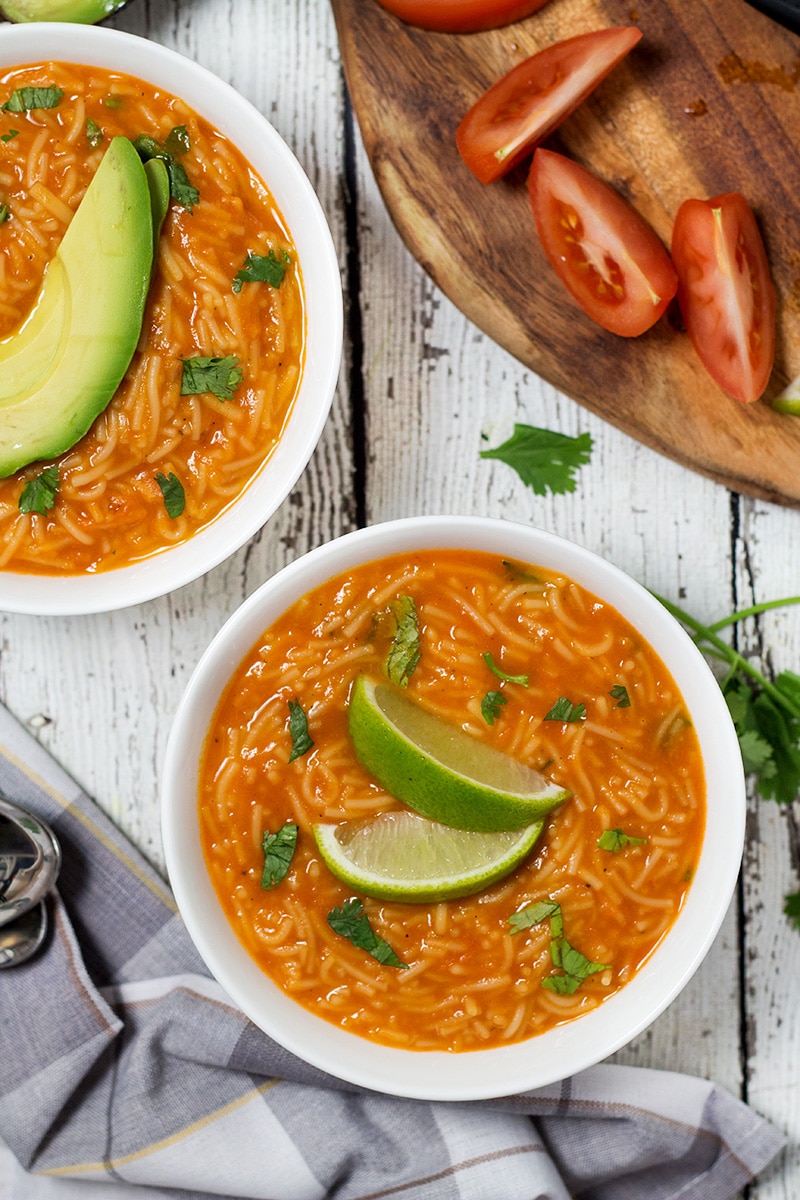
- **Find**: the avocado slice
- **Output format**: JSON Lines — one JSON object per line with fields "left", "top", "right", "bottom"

{"left": 0, "top": 0, "right": 127, "bottom": 22}
{"left": 0, "top": 136, "right": 154, "bottom": 478}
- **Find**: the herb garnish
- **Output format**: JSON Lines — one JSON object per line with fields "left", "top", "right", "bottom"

{"left": 385, "top": 595, "right": 420, "bottom": 687}
{"left": 19, "top": 466, "right": 58, "bottom": 515}
{"left": 155, "top": 471, "right": 185, "bottom": 518}
{"left": 509, "top": 900, "right": 609, "bottom": 993}
{"left": 233, "top": 248, "right": 291, "bottom": 293}
{"left": 86, "top": 118, "right": 103, "bottom": 148}
{"left": 784, "top": 893, "right": 800, "bottom": 931}
{"left": 544, "top": 696, "right": 586, "bottom": 723}
{"left": 327, "top": 898, "right": 407, "bottom": 968}
{"left": 609, "top": 684, "right": 631, "bottom": 708}
{"left": 481, "top": 689, "right": 507, "bottom": 725}
{"left": 483, "top": 651, "right": 528, "bottom": 686}
{"left": 2, "top": 86, "right": 63, "bottom": 113}
{"left": 261, "top": 823, "right": 298, "bottom": 888}
{"left": 287, "top": 698, "right": 313, "bottom": 762}
{"left": 480, "top": 424, "right": 593, "bottom": 496}
{"left": 1, "top": 130, "right": 19, "bottom": 143}
{"left": 0, "top": 204, "right": 8, "bottom": 225}
{"left": 133, "top": 125, "right": 199, "bottom": 211}
{"left": 180, "top": 355, "right": 243, "bottom": 400}
{"left": 597, "top": 829, "right": 648, "bottom": 853}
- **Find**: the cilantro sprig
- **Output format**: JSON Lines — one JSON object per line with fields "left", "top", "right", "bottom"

{"left": 233, "top": 248, "right": 291, "bottom": 293}
{"left": 261, "top": 823, "right": 298, "bottom": 889}
{"left": 509, "top": 900, "right": 609, "bottom": 993}
{"left": 481, "top": 689, "right": 507, "bottom": 725}
{"left": 544, "top": 696, "right": 586, "bottom": 723}
{"left": 480, "top": 424, "right": 593, "bottom": 496}
{"left": 327, "top": 898, "right": 407, "bottom": 968}
{"left": 19, "top": 466, "right": 59, "bottom": 515}
{"left": 483, "top": 651, "right": 528, "bottom": 686}
{"left": 155, "top": 471, "right": 185, "bottom": 518}
{"left": 180, "top": 355, "right": 243, "bottom": 400}
{"left": 2, "top": 86, "right": 63, "bottom": 113}
{"left": 133, "top": 125, "right": 199, "bottom": 210}
{"left": 597, "top": 829, "right": 648, "bottom": 853}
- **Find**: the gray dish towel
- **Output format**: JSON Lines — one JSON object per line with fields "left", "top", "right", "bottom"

{"left": 0, "top": 701, "right": 786, "bottom": 1200}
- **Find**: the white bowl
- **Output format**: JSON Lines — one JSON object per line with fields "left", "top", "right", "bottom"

{"left": 161, "top": 515, "right": 746, "bottom": 1101}
{"left": 0, "top": 24, "right": 342, "bottom": 614}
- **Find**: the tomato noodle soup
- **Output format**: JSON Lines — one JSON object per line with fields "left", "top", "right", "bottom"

{"left": 199, "top": 550, "right": 706, "bottom": 1052}
{"left": 0, "top": 60, "right": 304, "bottom": 573}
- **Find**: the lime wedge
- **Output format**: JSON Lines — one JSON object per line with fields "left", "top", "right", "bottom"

{"left": 348, "top": 675, "right": 570, "bottom": 832}
{"left": 313, "top": 810, "right": 544, "bottom": 902}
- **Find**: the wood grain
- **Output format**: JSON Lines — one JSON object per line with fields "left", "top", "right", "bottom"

{"left": 331, "top": 0, "right": 800, "bottom": 506}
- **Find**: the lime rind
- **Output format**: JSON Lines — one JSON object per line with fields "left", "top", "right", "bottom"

{"left": 313, "top": 811, "right": 544, "bottom": 903}
{"left": 348, "top": 675, "right": 571, "bottom": 832}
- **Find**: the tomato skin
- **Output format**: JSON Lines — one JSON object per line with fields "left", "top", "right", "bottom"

{"left": 671, "top": 194, "right": 776, "bottom": 404}
{"left": 528, "top": 148, "right": 678, "bottom": 338}
{"left": 373, "top": 0, "right": 550, "bottom": 33}
{"left": 457, "top": 28, "right": 642, "bottom": 184}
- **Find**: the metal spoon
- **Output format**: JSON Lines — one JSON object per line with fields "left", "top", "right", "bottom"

{"left": 0, "top": 796, "right": 61, "bottom": 928}
{"left": 0, "top": 899, "right": 48, "bottom": 968}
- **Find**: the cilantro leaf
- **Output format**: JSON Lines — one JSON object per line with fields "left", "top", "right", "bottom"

{"left": 597, "top": 828, "right": 648, "bottom": 853}
{"left": 385, "top": 595, "right": 420, "bottom": 687}
{"left": 134, "top": 126, "right": 199, "bottom": 210}
{"left": 609, "top": 684, "right": 631, "bottom": 708}
{"left": 2, "top": 86, "right": 63, "bottom": 113}
{"left": 180, "top": 355, "right": 243, "bottom": 400}
{"left": 86, "top": 118, "right": 103, "bottom": 148}
{"left": 1, "top": 130, "right": 19, "bottom": 143}
{"left": 480, "top": 424, "right": 593, "bottom": 496}
{"left": 233, "top": 248, "right": 291, "bottom": 293}
{"left": 508, "top": 900, "right": 560, "bottom": 932}
{"left": 784, "top": 893, "right": 800, "bottom": 931}
{"left": 544, "top": 696, "right": 586, "bottom": 723}
{"left": 261, "top": 823, "right": 298, "bottom": 888}
{"left": 165, "top": 159, "right": 199, "bottom": 211}
{"left": 481, "top": 689, "right": 507, "bottom": 725}
{"left": 327, "top": 898, "right": 407, "bottom": 968}
{"left": 163, "top": 124, "right": 191, "bottom": 157}
{"left": 0, "top": 204, "right": 8, "bottom": 225}
{"left": 155, "top": 471, "right": 185, "bottom": 518}
{"left": 287, "top": 698, "right": 313, "bottom": 762}
{"left": 483, "top": 650, "right": 528, "bottom": 686}
{"left": 19, "top": 466, "right": 58, "bottom": 515}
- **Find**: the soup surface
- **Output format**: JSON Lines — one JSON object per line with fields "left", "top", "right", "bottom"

{"left": 0, "top": 60, "right": 304, "bottom": 573}
{"left": 199, "top": 550, "right": 706, "bottom": 1052}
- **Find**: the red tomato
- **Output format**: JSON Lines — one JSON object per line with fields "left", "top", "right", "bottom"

{"left": 528, "top": 148, "right": 678, "bottom": 338}
{"left": 373, "top": 0, "right": 550, "bottom": 33}
{"left": 457, "top": 28, "right": 642, "bottom": 184}
{"left": 671, "top": 193, "right": 776, "bottom": 404}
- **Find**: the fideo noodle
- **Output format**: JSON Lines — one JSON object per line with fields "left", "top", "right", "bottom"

{"left": 0, "top": 60, "right": 304, "bottom": 573}
{"left": 198, "top": 550, "right": 706, "bottom": 1053}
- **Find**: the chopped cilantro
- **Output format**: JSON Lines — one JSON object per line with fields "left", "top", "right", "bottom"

{"left": 104, "top": 95, "right": 124, "bottom": 109}
{"left": 508, "top": 899, "right": 609, "bottom": 992}
{"left": 134, "top": 125, "right": 199, "bottom": 210}
{"left": 327, "top": 898, "right": 407, "bottom": 969}
{"left": 2, "top": 86, "right": 63, "bottom": 113}
{"left": 233, "top": 248, "right": 291, "bottom": 293}
{"left": 385, "top": 595, "right": 420, "bottom": 687}
{"left": 481, "top": 689, "right": 507, "bottom": 725}
{"left": 597, "top": 828, "right": 648, "bottom": 853}
{"left": 0, "top": 204, "right": 8, "bottom": 225}
{"left": 544, "top": 696, "right": 586, "bottom": 723}
{"left": 18, "top": 466, "right": 58, "bottom": 515}
{"left": 508, "top": 899, "right": 560, "bottom": 932}
{"left": 155, "top": 471, "right": 185, "bottom": 518}
{"left": 483, "top": 651, "right": 528, "bottom": 686}
{"left": 163, "top": 124, "right": 191, "bottom": 157}
{"left": 1, "top": 129, "right": 19, "bottom": 143}
{"left": 180, "top": 355, "right": 243, "bottom": 400}
{"left": 261, "top": 823, "right": 298, "bottom": 888}
{"left": 480, "top": 424, "right": 593, "bottom": 496}
{"left": 85, "top": 118, "right": 103, "bottom": 148}
{"left": 609, "top": 684, "right": 631, "bottom": 708}
{"left": 287, "top": 698, "right": 313, "bottom": 762}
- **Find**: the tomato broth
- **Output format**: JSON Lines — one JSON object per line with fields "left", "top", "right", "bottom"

{"left": 199, "top": 550, "right": 706, "bottom": 1053}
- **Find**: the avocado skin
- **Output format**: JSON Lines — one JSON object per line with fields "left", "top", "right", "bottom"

{"left": 0, "top": 136, "right": 154, "bottom": 478}
{"left": 0, "top": 0, "right": 127, "bottom": 22}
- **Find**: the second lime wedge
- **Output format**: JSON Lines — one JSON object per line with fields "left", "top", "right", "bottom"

{"left": 313, "top": 810, "right": 544, "bottom": 902}
{"left": 348, "top": 675, "right": 570, "bottom": 832}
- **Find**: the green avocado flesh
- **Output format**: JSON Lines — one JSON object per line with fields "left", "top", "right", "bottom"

{"left": 0, "top": 136, "right": 154, "bottom": 478}
{"left": 0, "top": 0, "right": 127, "bottom": 22}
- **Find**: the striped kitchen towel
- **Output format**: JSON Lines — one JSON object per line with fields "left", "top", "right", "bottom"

{"left": 0, "top": 700, "right": 786, "bottom": 1200}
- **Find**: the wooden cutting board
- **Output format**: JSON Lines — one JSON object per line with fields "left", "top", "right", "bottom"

{"left": 330, "top": 0, "right": 800, "bottom": 507}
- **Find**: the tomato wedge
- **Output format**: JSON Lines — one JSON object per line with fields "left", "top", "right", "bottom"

{"left": 528, "top": 148, "right": 678, "bottom": 338}
{"left": 457, "top": 28, "right": 642, "bottom": 184}
{"left": 671, "top": 193, "right": 776, "bottom": 404}
{"left": 373, "top": 0, "right": 550, "bottom": 33}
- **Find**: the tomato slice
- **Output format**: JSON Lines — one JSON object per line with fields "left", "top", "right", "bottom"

{"left": 528, "top": 148, "right": 678, "bottom": 338}
{"left": 671, "top": 193, "right": 776, "bottom": 404}
{"left": 457, "top": 28, "right": 642, "bottom": 184}
{"left": 373, "top": 0, "right": 550, "bottom": 33}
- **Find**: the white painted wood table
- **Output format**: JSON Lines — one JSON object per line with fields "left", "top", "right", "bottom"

{"left": 2, "top": 1, "right": 798, "bottom": 1196}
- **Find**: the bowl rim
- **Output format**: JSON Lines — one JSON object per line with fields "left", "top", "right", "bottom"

{"left": 161, "top": 515, "right": 746, "bottom": 1101}
{"left": 0, "top": 23, "right": 342, "bottom": 615}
